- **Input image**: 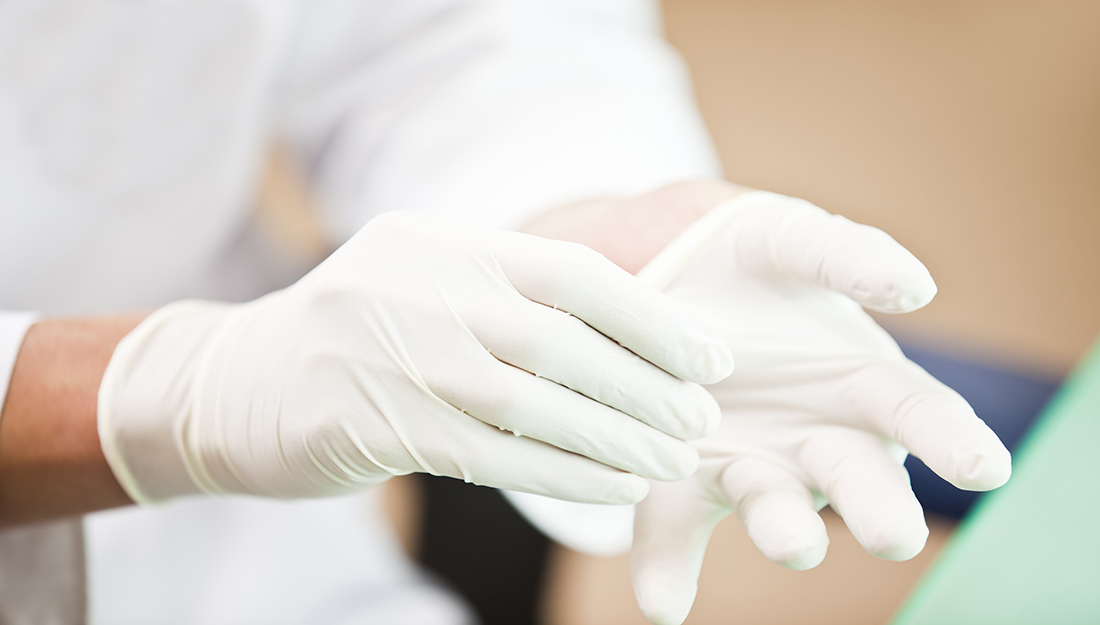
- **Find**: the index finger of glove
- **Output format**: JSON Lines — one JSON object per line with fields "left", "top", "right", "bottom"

{"left": 845, "top": 360, "right": 1012, "bottom": 492}
{"left": 493, "top": 233, "right": 734, "bottom": 385}
{"left": 730, "top": 192, "right": 938, "bottom": 314}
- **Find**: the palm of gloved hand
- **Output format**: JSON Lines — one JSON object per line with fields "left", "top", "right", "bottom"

{"left": 630, "top": 192, "right": 1012, "bottom": 625}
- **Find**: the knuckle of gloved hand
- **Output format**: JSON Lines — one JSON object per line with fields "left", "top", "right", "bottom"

{"left": 470, "top": 374, "right": 533, "bottom": 436}
{"left": 536, "top": 242, "right": 609, "bottom": 305}
{"left": 889, "top": 385, "right": 957, "bottom": 441}
{"left": 295, "top": 281, "right": 377, "bottom": 332}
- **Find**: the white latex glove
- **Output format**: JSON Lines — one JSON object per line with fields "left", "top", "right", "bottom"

{"left": 98, "top": 211, "right": 734, "bottom": 506}
{"left": 629, "top": 192, "right": 1012, "bottom": 625}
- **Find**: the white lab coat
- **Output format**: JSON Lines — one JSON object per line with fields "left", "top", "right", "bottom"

{"left": 0, "top": 0, "right": 721, "bottom": 622}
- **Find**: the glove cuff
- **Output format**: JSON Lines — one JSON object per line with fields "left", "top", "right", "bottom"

{"left": 97, "top": 300, "right": 235, "bottom": 504}
{"left": 636, "top": 190, "right": 790, "bottom": 291}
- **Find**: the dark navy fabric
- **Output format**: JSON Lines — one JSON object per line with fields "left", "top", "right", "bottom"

{"left": 898, "top": 342, "right": 1061, "bottom": 519}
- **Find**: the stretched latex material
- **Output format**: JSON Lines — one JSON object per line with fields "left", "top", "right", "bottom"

{"left": 630, "top": 192, "right": 1012, "bottom": 625}
{"left": 98, "top": 212, "right": 734, "bottom": 505}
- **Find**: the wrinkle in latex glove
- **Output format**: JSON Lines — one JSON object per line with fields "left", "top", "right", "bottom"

{"left": 98, "top": 211, "right": 734, "bottom": 506}
{"left": 630, "top": 192, "right": 1011, "bottom": 625}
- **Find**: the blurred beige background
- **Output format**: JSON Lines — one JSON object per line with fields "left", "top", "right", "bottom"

{"left": 666, "top": 0, "right": 1100, "bottom": 378}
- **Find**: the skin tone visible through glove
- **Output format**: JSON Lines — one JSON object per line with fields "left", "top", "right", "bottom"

{"left": 97, "top": 211, "right": 734, "bottom": 506}
{"left": 526, "top": 181, "right": 1012, "bottom": 625}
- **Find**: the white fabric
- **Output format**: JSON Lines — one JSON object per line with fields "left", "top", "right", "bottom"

{"left": 276, "top": 0, "right": 722, "bottom": 236}
{"left": 628, "top": 192, "right": 1013, "bottom": 625}
{"left": 85, "top": 492, "right": 475, "bottom": 625}
{"left": 0, "top": 517, "right": 87, "bottom": 625}
{"left": 0, "top": 0, "right": 722, "bottom": 621}
{"left": 0, "top": 311, "right": 37, "bottom": 416}
{"left": 501, "top": 491, "right": 635, "bottom": 556}
{"left": 99, "top": 211, "right": 731, "bottom": 505}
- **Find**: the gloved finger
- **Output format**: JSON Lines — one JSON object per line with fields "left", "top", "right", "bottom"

{"left": 432, "top": 354, "right": 700, "bottom": 482}
{"left": 725, "top": 192, "right": 938, "bottom": 314}
{"left": 428, "top": 417, "right": 652, "bottom": 505}
{"left": 493, "top": 232, "right": 735, "bottom": 385}
{"left": 719, "top": 457, "right": 829, "bottom": 570}
{"left": 799, "top": 427, "right": 929, "bottom": 561}
{"left": 470, "top": 299, "right": 721, "bottom": 440}
{"left": 641, "top": 191, "right": 938, "bottom": 314}
{"left": 845, "top": 360, "right": 1012, "bottom": 491}
{"left": 631, "top": 474, "right": 729, "bottom": 625}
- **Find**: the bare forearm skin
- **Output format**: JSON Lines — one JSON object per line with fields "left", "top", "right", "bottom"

{"left": 0, "top": 315, "right": 147, "bottom": 527}
{"left": 520, "top": 180, "right": 750, "bottom": 274}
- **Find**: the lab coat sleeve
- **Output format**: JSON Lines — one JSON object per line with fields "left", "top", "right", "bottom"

{"left": 273, "top": 0, "right": 723, "bottom": 555}
{"left": 0, "top": 316, "right": 87, "bottom": 623}
{"left": 0, "top": 311, "right": 37, "bottom": 423}
{"left": 274, "top": 0, "right": 723, "bottom": 240}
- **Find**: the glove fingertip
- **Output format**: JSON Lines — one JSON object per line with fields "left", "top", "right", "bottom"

{"left": 871, "top": 526, "right": 929, "bottom": 562}
{"left": 616, "top": 475, "right": 653, "bottom": 505}
{"left": 744, "top": 499, "right": 831, "bottom": 570}
{"left": 648, "top": 443, "right": 701, "bottom": 483}
{"left": 633, "top": 570, "right": 697, "bottom": 625}
{"left": 851, "top": 270, "right": 938, "bottom": 314}
{"left": 857, "top": 505, "right": 930, "bottom": 562}
{"left": 680, "top": 339, "right": 735, "bottom": 385}
{"left": 760, "top": 531, "right": 829, "bottom": 571}
{"left": 952, "top": 444, "right": 1012, "bottom": 492}
{"left": 580, "top": 473, "right": 650, "bottom": 505}
{"left": 774, "top": 541, "right": 829, "bottom": 571}
{"left": 670, "top": 386, "right": 722, "bottom": 441}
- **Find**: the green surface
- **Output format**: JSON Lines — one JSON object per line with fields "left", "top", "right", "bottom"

{"left": 893, "top": 340, "right": 1100, "bottom": 625}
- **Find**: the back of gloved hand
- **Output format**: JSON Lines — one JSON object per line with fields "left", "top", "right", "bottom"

{"left": 98, "top": 211, "right": 734, "bottom": 505}
{"left": 630, "top": 192, "right": 1012, "bottom": 625}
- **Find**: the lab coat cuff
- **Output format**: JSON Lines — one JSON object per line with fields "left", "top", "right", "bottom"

{"left": 0, "top": 311, "right": 39, "bottom": 427}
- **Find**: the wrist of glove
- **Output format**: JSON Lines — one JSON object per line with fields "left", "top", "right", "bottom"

{"left": 97, "top": 211, "right": 735, "bottom": 505}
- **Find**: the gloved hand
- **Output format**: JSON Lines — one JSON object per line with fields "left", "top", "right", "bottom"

{"left": 97, "top": 211, "right": 734, "bottom": 505}
{"left": 629, "top": 191, "right": 1012, "bottom": 625}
